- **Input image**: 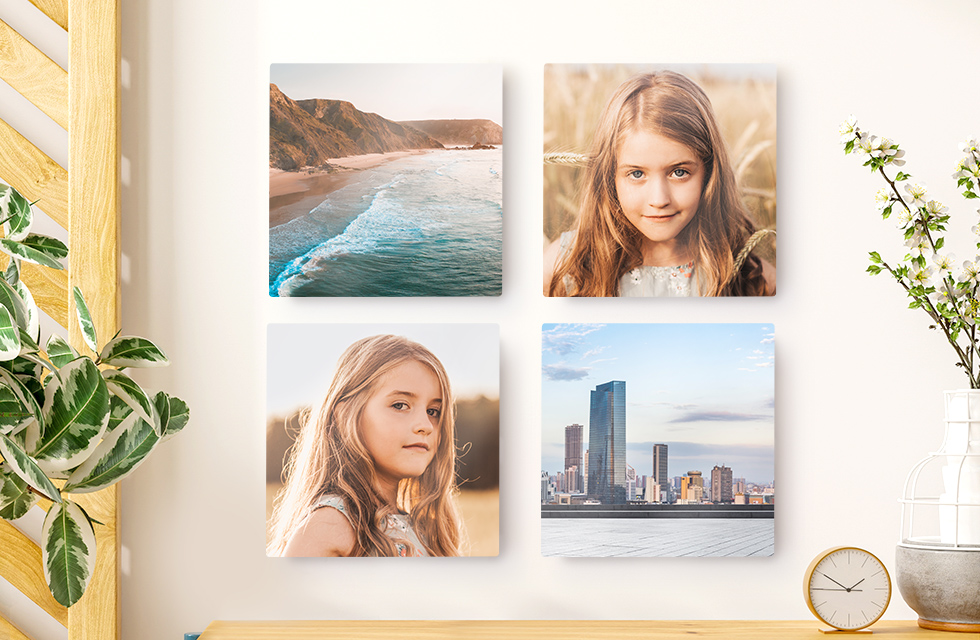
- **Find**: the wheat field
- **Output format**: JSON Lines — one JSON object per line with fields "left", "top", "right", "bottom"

{"left": 543, "top": 64, "right": 777, "bottom": 266}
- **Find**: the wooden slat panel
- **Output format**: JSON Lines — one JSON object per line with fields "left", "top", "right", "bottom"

{"left": 198, "top": 621, "right": 949, "bottom": 640}
{"left": 67, "top": 0, "right": 121, "bottom": 637}
{"left": 0, "top": 520, "right": 69, "bottom": 628}
{"left": 0, "top": 19, "right": 68, "bottom": 129}
{"left": 19, "top": 260, "right": 69, "bottom": 328}
{"left": 27, "top": 0, "right": 68, "bottom": 32}
{"left": 0, "top": 117, "right": 68, "bottom": 230}
{"left": 0, "top": 614, "right": 32, "bottom": 640}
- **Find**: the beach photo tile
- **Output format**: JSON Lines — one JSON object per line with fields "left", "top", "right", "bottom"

{"left": 270, "top": 64, "right": 502, "bottom": 297}
{"left": 267, "top": 323, "right": 499, "bottom": 557}
{"left": 541, "top": 323, "right": 775, "bottom": 557}
{"left": 543, "top": 64, "right": 777, "bottom": 297}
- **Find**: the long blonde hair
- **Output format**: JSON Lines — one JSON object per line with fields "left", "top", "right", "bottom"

{"left": 267, "top": 334, "right": 462, "bottom": 556}
{"left": 549, "top": 71, "right": 768, "bottom": 297}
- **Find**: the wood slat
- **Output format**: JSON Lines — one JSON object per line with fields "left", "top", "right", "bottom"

{"left": 66, "top": 0, "right": 121, "bottom": 638}
{"left": 27, "top": 0, "right": 68, "bottom": 32}
{"left": 0, "top": 19, "right": 68, "bottom": 129}
{"left": 19, "top": 260, "right": 69, "bottom": 328}
{"left": 0, "top": 520, "right": 69, "bottom": 628}
{"left": 0, "top": 117, "right": 68, "bottom": 230}
{"left": 0, "top": 614, "right": 32, "bottom": 640}
{"left": 198, "top": 621, "right": 950, "bottom": 640}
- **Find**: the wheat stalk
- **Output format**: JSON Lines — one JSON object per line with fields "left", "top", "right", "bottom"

{"left": 545, "top": 152, "right": 590, "bottom": 166}
{"left": 731, "top": 228, "right": 776, "bottom": 278}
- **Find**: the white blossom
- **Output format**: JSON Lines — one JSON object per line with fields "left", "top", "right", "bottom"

{"left": 933, "top": 252, "right": 956, "bottom": 274}
{"left": 906, "top": 231, "right": 929, "bottom": 258}
{"left": 959, "top": 137, "right": 980, "bottom": 156}
{"left": 904, "top": 182, "right": 929, "bottom": 209}
{"left": 924, "top": 200, "right": 949, "bottom": 217}
{"left": 874, "top": 188, "right": 891, "bottom": 211}
{"left": 959, "top": 259, "right": 980, "bottom": 285}
{"left": 856, "top": 132, "right": 876, "bottom": 156}
{"left": 910, "top": 264, "right": 935, "bottom": 285}
{"left": 839, "top": 115, "right": 858, "bottom": 144}
{"left": 894, "top": 207, "right": 914, "bottom": 228}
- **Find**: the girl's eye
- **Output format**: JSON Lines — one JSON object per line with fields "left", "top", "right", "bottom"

{"left": 427, "top": 407, "right": 441, "bottom": 418}
{"left": 628, "top": 169, "right": 644, "bottom": 179}
{"left": 671, "top": 168, "right": 690, "bottom": 178}
{"left": 392, "top": 402, "right": 409, "bottom": 411}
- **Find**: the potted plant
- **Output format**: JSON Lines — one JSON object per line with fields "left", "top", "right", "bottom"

{"left": 841, "top": 117, "right": 980, "bottom": 631}
{"left": 0, "top": 184, "right": 188, "bottom": 607}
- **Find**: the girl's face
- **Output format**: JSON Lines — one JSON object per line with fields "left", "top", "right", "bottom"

{"left": 614, "top": 128, "right": 704, "bottom": 252}
{"left": 358, "top": 359, "right": 442, "bottom": 492}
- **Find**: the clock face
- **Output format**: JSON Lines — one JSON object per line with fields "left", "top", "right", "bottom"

{"left": 805, "top": 547, "right": 892, "bottom": 631}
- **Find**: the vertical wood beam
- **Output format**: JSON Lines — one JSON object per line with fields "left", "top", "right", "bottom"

{"left": 67, "top": 1, "right": 120, "bottom": 639}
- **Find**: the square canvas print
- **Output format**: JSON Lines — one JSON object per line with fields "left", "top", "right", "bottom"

{"left": 270, "top": 63, "right": 503, "bottom": 297}
{"left": 541, "top": 323, "right": 775, "bottom": 557}
{"left": 543, "top": 64, "right": 777, "bottom": 297}
{"left": 267, "top": 324, "right": 500, "bottom": 557}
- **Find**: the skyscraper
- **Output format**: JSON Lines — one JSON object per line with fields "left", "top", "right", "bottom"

{"left": 587, "top": 380, "right": 627, "bottom": 504}
{"left": 711, "top": 465, "right": 734, "bottom": 503}
{"left": 564, "top": 423, "right": 584, "bottom": 493}
{"left": 652, "top": 443, "right": 668, "bottom": 488}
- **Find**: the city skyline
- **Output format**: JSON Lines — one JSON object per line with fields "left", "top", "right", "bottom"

{"left": 542, "top": 324, "right": 775, "bottom": 484}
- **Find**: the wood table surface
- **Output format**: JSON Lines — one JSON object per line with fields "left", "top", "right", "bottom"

{"left": 198, "top": 620, "right": 960, "bottom": 639}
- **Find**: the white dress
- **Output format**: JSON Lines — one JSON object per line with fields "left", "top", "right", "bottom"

{"left": 558, "top": 232, "right": 700, "bottom": 297}
{"left": 314, "top": 494, "right": 428, "bottom": 557}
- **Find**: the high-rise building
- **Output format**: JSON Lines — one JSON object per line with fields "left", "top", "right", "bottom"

{"left": 680, "top": 470, "right": 704, "bottom": 502}
{"left": 587, "top": 380, "right": 627, "bottom": 504}
{"left": 564, "top": 423, "right": 584, "bottom": 493}
{"left": 652, "top": 443, "right": 668, "bottom": 489}
{"left": 626, "top": 464, "right": 637, "bottom": 501}
{"left": 711, "top": 465, "right": 734, "bottom": 504}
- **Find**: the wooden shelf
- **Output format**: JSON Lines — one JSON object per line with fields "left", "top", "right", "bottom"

{"left": 198, "top": 620, "right": 952, "bottom": 639}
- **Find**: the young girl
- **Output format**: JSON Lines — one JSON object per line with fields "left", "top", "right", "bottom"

{"left": 267, "top": 334, "right": 462, "bottom": 557}
{"left": 544, "top": 71, "right": 775, "bottom": 297}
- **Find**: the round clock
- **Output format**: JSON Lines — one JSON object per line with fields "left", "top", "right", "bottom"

{"left": 803, "top": 546, "right": 892, "bottom": 632}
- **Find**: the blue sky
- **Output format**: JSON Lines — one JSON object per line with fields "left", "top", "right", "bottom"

{"left": 542, "top": 324, "right": 775, "bottom": 484}
{"left": 271, "top": 64, "right": 503, "bottom": 124}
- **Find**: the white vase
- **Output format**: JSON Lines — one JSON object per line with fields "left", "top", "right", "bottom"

{"left": 938, "top": 390, "right": 980, "bottom": 545}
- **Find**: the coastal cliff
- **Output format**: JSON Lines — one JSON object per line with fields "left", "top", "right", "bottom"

{"left": 398, "top": 119, "right": 503, "bottom": 146}
{"left": 270, "top": 84, "right": 445, "bottom": 171}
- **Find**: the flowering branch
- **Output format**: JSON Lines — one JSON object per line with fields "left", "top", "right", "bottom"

{"left": 841, "top": 116, "right": 980, "bottom": 388}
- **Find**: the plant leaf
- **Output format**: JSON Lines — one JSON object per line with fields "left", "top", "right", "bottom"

{"left": 45, "top": 335, "right": 79, "bottom": 369}
{"left": 156, "top": 392, "right": 189, "bottom": 442}
{"left": 42, "top": 499, "right": 96, "bottom": 607}
{"left": 4, "top": 257, "right": 19, "bottom": 286}
{"left": 0, "top": 236, "right": 66, "bottom": 270}
{"left": 1, "top": 187, "right": 32, "bottom": 242}
{"left": 0, "top": 366, "right": 42, "bottom": 436}
{"left": 102, "top": 369, "right": 154, "bottom": 425}
{"left": 100, "top": 336, "right": 168, "bottom": 368}
{"left": 72, "top": 287, "right": 98, "bottom": 354}
{"left": 0, "top": 433, "right": 61, "bottom": 502}
{"left": 106, "top": 395, "right": 133, "bottom": 434}
{"left": 0, "top": 277, "right": 30, "bottom": 334}
{"left": 0, "top": 306, "right": 20, "bottom": 361}
{"left": 0, "top": 469, "right": 38, "bottom": 519}
{"left": 12, "top": 278, "right": 39, "bottom": 342}
{"left": 33, "top": 358, "right": 110, "bottom": 473}
{"left": 63, "top": 411, "right": 160, "bottom": 494}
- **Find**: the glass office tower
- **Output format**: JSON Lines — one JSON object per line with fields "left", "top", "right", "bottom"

{"left": 587, "top": 380, "right": 626, "bottom": 504}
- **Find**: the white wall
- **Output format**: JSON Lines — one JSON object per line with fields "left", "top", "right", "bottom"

{"left": 5, "top": 0, "right": 980, "bottom": 638}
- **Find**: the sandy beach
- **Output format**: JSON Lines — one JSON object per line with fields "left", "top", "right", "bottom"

{"left": 269, "top": 150, "right": 428, "bottom": 228}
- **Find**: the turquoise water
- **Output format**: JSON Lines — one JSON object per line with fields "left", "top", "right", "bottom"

{"left": 269, "top": 149, "right": 502, "bottom": 297}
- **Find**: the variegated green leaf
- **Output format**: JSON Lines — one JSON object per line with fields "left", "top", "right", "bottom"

{"left": 0, "top": 433, "right": 60, "bottom": 502}
{"left": 100, "top": 336, "right": 168, "bottom": 368}
{"left": 42, "top": 499, "right": 96, "bottom": 607}
{"left": 0, "top": 236, "right": 66, "bottom": 270}
{"left": 156, "top": 392, "right": 189, "bottom": 442}
{"left": 0, "top": 469, "right": 38, "bottom": 520}
{"left": 64, "top": 411, "right": 160, "bottom": 494}
{"left": 4, "top": 256, "right": 19, "bottom": 286}
{"left": 1, "top": 186, "right": 32, "bottom": 242}
{"left": 18, "top": 328, "right": 38, "bottom": 355}
{"left": 46, "top": 335, "right": 79, "bottom": 369}
{"left": 72, "top": 287, "right": 98, "bottom": 354}
{"left": 106, "top": 395, "right": 132, "bottom": 434}
{"left": 0, "top": 277, "right": 29, "bottom": 334}
{"left": 152, "top": 390, "right": 170, "bottom": 438}
{"left": 102, "top": 369, "right": 153, "bottom": 425}
{"left": 0, "top": 367, "right": 42, "bottom": 436}
{"left": 12, "top": 278, "right": 38, "bottom": 341}
{"left": 0, "top": 306, "right": 21, "bottom": 361}
{"left": 33, "top": 358, "right": 109, "bottom": 473}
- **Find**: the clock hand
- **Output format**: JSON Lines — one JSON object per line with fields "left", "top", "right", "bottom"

{"left": 847, "top": 578, "right": 866, "bottom": 591}
{"left": 816, "top": 571, "right": 851, "bottom": 591}
{"left": 811, "top": 588, "right": 863, "bottom": 592}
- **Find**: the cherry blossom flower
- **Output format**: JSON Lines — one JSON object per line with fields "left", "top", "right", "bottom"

{"left": 874, "top": 188, "right": 891, "bottom": 211}
{"left": 959, "top": 259, "right": 980, "bottom": 285}
{"left": 905, "top": 232, "right": 929, "bottom": 258}
{"left": 904, "top": 182, "right": 929, "bottom": 208}
{"left": 894, "top": 207, "right": 914, "bottom": 228}
{"left": 910, "top": 264, "right": 935, "bottom": 285}
{"left": 959, "top": 137, "right": 980, "bottom": 156}
{"left": 933, "top": 252, "right": 956, "bottom": 274}
{"left": 839, "top": 115, "right": 858, "bottom": 144}
{"left": 924, "top": 200, "right": 949, "bottom": 217}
